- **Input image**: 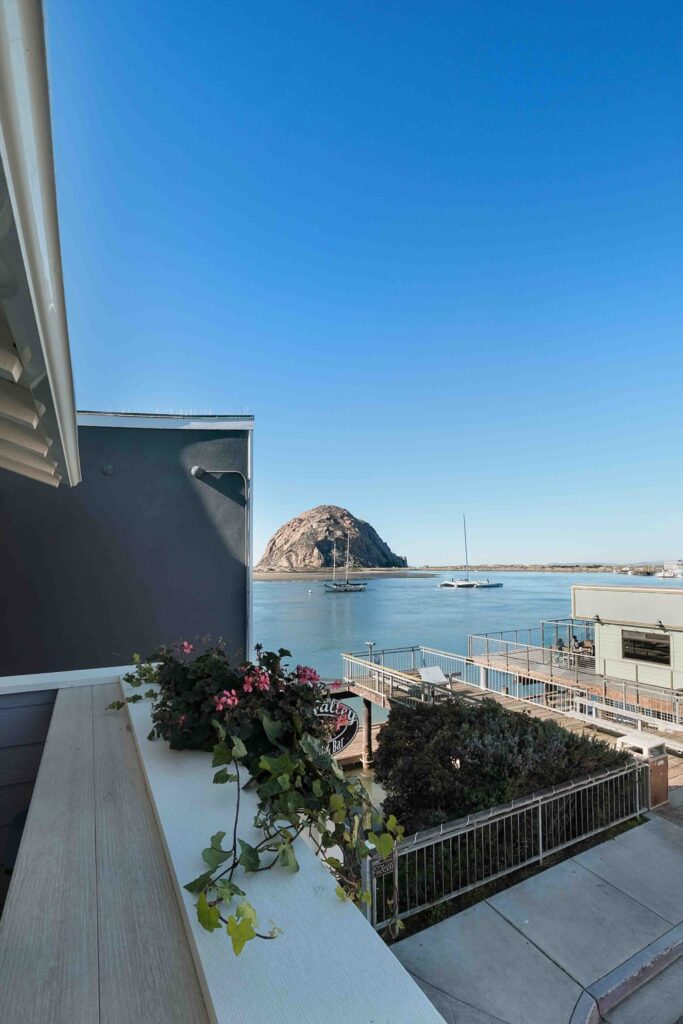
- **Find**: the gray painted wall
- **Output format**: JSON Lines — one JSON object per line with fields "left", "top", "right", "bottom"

{"left": 0, "top": 424, "right": 250, "bottom": 675}
{"left": 0, "top": 690, "right": 56, "bottom": 869}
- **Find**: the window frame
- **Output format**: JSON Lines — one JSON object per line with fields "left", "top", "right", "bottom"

{"left": 621, "top": 629, "right": 671, "bottom": 667}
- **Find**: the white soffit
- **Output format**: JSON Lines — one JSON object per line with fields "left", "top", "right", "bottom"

{"left": 0, "top": 0, "right": 80, "bottom": 487}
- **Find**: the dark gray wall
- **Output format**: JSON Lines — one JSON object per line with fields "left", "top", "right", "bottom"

{"left": 0, "top": 425, "right": 250, "bottom": 675}
{"left": 0, "top": 689, "right": 56, "bottom": 870}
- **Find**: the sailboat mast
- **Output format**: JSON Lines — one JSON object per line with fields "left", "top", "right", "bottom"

{"left": 463, "top": 514, "right": 469, "bottom": 581}
{"left": 332, "top": 540, "right": 337, "bottom": 584}
{"left": 345, "top": 533, "right": 350, "bottom": 583}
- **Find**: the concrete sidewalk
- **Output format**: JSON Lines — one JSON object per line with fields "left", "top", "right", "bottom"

{"left": 393, "top": 815, "right": 683, "bottom": 1024}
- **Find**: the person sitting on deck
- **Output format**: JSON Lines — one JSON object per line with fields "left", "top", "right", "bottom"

{"left": 570, "top": 634, "right": 580, "bottom": 652}
{"left": 556, "top": 637, "right": 566, "bottom": 652}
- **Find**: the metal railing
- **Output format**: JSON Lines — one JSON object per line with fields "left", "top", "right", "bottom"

{"left": 341, "top": 644, "right": 683, "bottom": 736}
{"left": 473, "top": 619, "right": 595, "bottom": 651}
{"left": 468, "top": 634, "right": 597, "bottom": 685}
{"left": 362, "top": 762, "right": 648, "bottom": 929}
{"left": 468, "top": 636, "right": 683, "bottom": 732}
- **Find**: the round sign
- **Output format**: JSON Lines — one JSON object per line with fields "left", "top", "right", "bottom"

{"left": 315, "top": 698, "right": 359, "bottom": 755}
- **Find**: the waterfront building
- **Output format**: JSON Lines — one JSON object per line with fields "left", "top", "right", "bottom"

{"left": 658, "top": 559, "right": 683, "bottom": 578}
{"left": 572, "top": 584, "right": 683, "bottom": 691}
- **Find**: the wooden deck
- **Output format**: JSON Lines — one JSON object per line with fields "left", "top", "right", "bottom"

{"left": 335, "top": 721, "right": 384, "bottom": 767}
{"left": 0, "top": 684, "right": 210, "bottom": 1024}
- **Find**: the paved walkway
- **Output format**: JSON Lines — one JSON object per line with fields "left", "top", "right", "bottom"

{"left": 393, "top": 815, "right": 683, "bottom": 1024}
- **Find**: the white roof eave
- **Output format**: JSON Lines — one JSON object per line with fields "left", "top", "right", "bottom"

{"left": 0, "top": 0, "right": 80, "bottom": 486}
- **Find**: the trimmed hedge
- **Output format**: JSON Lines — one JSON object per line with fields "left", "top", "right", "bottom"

{"left": 374, "top": 697, "right": 631, "bottom": 834}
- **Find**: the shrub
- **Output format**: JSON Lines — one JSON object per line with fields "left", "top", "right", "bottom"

{"left": 374, "top": 697, "right": 631, "bottom": 834}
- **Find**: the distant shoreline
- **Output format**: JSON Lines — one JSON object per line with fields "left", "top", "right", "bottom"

{"left": 253, "top": 568, "right": 435, "bottom": 581}
{"left": 424, "top": 565, "right": 655, "bottom": 574}
{"left": 254, "top": 564, "right": 655, "bottom": 581}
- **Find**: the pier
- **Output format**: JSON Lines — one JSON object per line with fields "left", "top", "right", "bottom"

{"left": 340, "top": 645, "right": 683, "bottom": 785}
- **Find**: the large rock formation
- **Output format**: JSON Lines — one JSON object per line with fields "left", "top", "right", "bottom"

{"left": 257, "top": 505, "right": 407, "bottom": 571}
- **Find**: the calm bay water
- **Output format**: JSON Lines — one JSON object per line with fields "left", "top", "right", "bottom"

{"left": 253, "top": 571, "right": 683, "bottom": 679}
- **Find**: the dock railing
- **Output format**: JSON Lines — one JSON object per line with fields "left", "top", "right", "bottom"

{"left": 468, "top": 635, "right": 683, "bottom": 732}
{"left": 341, "top": 644, "right": 683, "bottom": 735}
{"left": 361, "top": 761, "right": 648, "bottom": 929}
{"left": 468, "top": 633, "right": 597, "bottom": 686}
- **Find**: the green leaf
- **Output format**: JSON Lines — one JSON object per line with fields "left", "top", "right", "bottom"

{"left": 360, "top": 889, "right": 372, "bottom": 905}
{"left": 227, "top": 915, "right": 255, "bottom": 956}
{"left": 212, "top": 718, "right": 227, "bottom": 742}
{"left": 335, "top": 885, "right": 346, "bottom": 900}
{"left": 235, "top": 899, "right": 258, "bottom": 924}
{"left": 184, "top": 870, "right": 213, "bottom": 894}
{"left": 106, "top": 700, "right": 126, "bottom": 711}
{"left": 215, "top": 879, "right": 244, "bottom": 905}
{"left": 143, "top": 688, "right": 158, "bottom": 698}
{"left": 202, "top": 846, "right": 230, "bottom": 869}
{"left": 261, "top": 713, "right": 284, "bottom": 744}
{"left": 278, "top": 648, "right": 292, "bottom": 658}
{"left": 257, "top": 774, "right": 291, "bottom": 798}
{"left": 126, "top": 694, "right": 143, "bottom": 704}
{"left": 277, "top": 843, "right": 299, "bottom": 872}
{"left": 329, "top": 792, "right": 347, "bottom": 823}
{"left": 385, "top": 814, "right": 398, "bottom": 834}
{"left": 197, "top": 892, "right": 221, "bottom": 932}
{"left": 377, "top": 832, "right": 394, "bottom": 860}
{"left": 210, "top": 831, "right": 227, "bottom": 850}
{"left": 212, "top": 742, "right": 233, "bottom": 767}
{"left": 231, "top": 736, "right": 248, "bottom": 760}
{"left": 312, "top": 779, "right": 324, "bottom": 798}
{"left": 259, "top": 752, "right": 297, "bottom": 776}
{"left": 237, "top": 839, "right": 260, "bottom": 872}
{"left": 213, "top": 767, "right": 239, "bottom": 785}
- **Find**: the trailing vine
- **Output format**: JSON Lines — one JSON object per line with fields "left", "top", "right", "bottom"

{"left": 111, "top": 642, "right": 403, "bottom": 955}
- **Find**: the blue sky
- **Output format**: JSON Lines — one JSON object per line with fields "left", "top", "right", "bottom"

{"left": 46, "top": 2, "right": 683, "bottom": 564}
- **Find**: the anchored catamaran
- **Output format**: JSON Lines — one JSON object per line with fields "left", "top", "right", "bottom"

{"left": 439, "top": 515, "right": 503, "bottom": 589}
{"left": 324, "top": 536, "right": 367, "bottom": 592}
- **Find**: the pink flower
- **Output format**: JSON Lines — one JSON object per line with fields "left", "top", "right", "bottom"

{"left": 242, "top": 674, "right": 254, "bottom": 693}
{"left": 330, "top": 680, "right": 341, "bottom": 690}
{"left": 178, "top": 714, "right": 187, "bottom": 729}
{"left": 256, "top": 670, "right": 270, "bottom": 692}
{"left": 296, "top": 665, "right": 320, "bottom": 686}
{"left": 214, "top": 689, "right": 239, "bottom": 711}
{"left": 181, "top": 641, "right": 194, "bottom": 655}
{"left": 334, "top": 712, "right": 350, "bottom": 730}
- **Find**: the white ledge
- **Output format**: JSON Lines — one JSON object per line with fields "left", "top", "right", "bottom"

{"left": 0, "top": 663, "right": 134, "bottom": 696}
{"left": 124, "top": 683, "right": 444, "bottom": 1024}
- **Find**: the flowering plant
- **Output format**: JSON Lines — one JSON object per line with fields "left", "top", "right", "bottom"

{"left": 109, "top": 642, "right": 332, "bottom": 764}
{"left": 109, "top": 641, "right": 403, "bottom": 954}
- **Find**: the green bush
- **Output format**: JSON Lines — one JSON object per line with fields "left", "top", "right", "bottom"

{"left": 374, "top": 697, "right": 631, "bottom": 834}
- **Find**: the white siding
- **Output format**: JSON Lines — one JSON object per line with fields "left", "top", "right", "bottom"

{"left": 572, "top": 585, "right": 683, "bottom": 628}
{"left": 594, "top": 622, "right": 683, "bottom": 690}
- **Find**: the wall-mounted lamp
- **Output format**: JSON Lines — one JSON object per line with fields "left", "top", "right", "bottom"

{"left": 593, "top": 614, "right": 601, "bottom": 623}
{"left": 191, "top": 466, "right": 247, "bottom": 485}
{"left": 657, "top": 619, "right": 666, "bottom": 629}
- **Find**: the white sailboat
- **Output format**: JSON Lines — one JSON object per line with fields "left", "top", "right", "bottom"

{"left": 439, "top": 515, "right": 503, "bottom": 589}
{"left": 324, "top": 535, "right": 367, "bottom": 593}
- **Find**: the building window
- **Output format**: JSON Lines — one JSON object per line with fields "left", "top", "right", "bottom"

{"left": 621, "top": 630, "right": 670, "bottom": 666}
